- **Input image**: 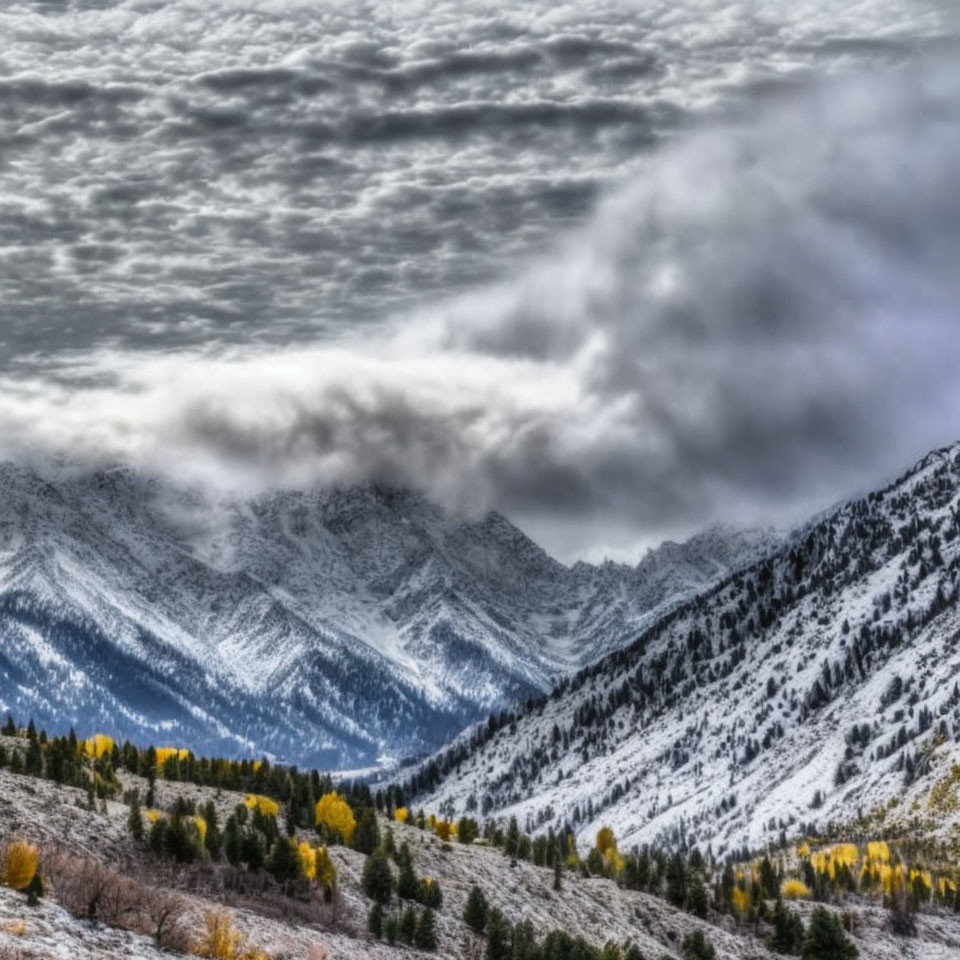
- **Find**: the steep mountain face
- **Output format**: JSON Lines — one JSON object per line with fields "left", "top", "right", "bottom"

{"left": 409, "top": 443, "right": 960, "bottom": 858}
{"left": 0, "top": 463, "right": 772, "bottom": 768}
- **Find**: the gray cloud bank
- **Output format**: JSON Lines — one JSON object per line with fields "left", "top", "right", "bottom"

{"left": 4, "top": 50, "right": 960, "bottom": 559}
{"left": 1, "top": 1, "right": 959, "bottom": 559}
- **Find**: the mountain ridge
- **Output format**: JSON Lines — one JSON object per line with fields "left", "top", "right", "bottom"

{"left": 0, "top": 462, "right": 775, "bottom": 768}
{"left": 405, "top": 439, "right": 960, "bottom": 857}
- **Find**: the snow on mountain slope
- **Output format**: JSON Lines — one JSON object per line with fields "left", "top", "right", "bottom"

{"left": 409, "top": 442, "right": 960, "bottom": 858}
{"left": 0, "top": 463, "right": 772, "bottom": 768}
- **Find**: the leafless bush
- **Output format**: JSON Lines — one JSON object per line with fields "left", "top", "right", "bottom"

{"left": 143, "top": 885, "right": 190, "bottom": 948}
{"left": 45, "top": 851, "right": 113, "bottom": 923}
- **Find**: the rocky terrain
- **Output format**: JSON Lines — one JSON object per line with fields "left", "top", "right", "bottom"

{"left": 2, "top": 763, "right": 959, "bottom": 960}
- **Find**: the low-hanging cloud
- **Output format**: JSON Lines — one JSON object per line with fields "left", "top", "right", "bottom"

{"left": 3, "top": 52, "right": 960, "bottom": 560}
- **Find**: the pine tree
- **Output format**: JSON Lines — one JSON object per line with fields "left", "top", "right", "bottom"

{"left": 553, "top": 858, "right": 563, "bottom": 891}
{"left": 414, "top": 906, "right": 438, "bottom": 950}
{"left": 384, "top": 911, "right": 399, "bottom": 945}
{"left": 128, "top": 792, "right": 144, "bottom": 841}
{"left": 362, "top": 851, "right": 394, "bottom": 905}
{"left": 396, "top": 842, "right": 418, "bottom": 900}
{"left": 224, "top": 815, "right": 242, "bottom": 866}
{"left": 353, "top": 807, "right": 381, "bottom": 855}
{"left": 368, "top": 902, "right": 384, "bottom": 938}
{"left": 399, "top": 905, "right": 417, "bottom": 944}
{"left": 2, "top": 714, "right": 15, "bottom": 736}
{"left": 268, "top": 837, "right": 300, "bottom": 884}
{"left": 485, "top": 907, "right": 512, "bottom": 960}
{"left": 769, "top": 899, "right": 805, "bottom": 955}
{"left": 802, "top": 907, "right": 858, "bottom": 959}
{"left": 202, "top": 800, "right": 222, "bottom": 859}
{"left": 682, "top": 930, "right": 716, "bottom": 960}
{"left": 464, "top": 884, "right": 489, "bottom": 934}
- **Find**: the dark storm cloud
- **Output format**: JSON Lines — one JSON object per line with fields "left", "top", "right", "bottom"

{"left": 1, "top": 0, "right": 959, "bottom": 558}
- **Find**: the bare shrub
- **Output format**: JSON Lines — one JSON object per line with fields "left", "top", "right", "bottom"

{"left": 143, "top": 885, "right": 189, "bottom": 948}
{"left": 45, "top": 851, "right": 113, "bottom": 922}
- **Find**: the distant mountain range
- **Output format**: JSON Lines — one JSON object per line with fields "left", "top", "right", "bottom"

{"left": 406, "top": 442, "right": 960, "bottom": 857}
{"left": 0, "top": 463, "right": 776, "bottom": 767}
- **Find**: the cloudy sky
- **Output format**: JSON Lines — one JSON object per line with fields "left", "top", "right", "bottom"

{"left": 1, "top": 0, "right": 959, "bottom": 560}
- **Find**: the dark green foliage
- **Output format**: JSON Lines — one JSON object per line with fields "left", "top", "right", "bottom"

{"left": 362, "top": 851, "right": 394, "bottom": 905}
{"left": 396, "top": 842, "right": 418, "bottom": 900}
{"left": 165, "top": 814, "right": 201, "bottom": 863}
{"left": 464, "top": 884, "right": 489, "bottom": 934}
{"left": 202, "top": 800, "right": 222, "bottom": 859}
{"left": 399, "top": 905, "right": 417, "bottom": 944}
{"left": 553, "top": 858, "right": 563, "bottom": 891}
{"left": 457, "top": 816, "right": 480, "bottom": 844}
{"left": 485, "top": 907, "right": 512, "bottom": 960}
{"left": 688, "top": 874, "right": 709, "bottom": 918}
{"left": 802, "top": 907, "right": 858, "bottom": 959}
{"left": 414, "top": 906, "right": 438, "bottom": 951}
{"left": 504, "top": 817, "right": 520, "bottom": 858}
{"left": 368, "top": 902, "right": 384, "bottom": 938}
{"left": 511, "top": 918, "right": 539, "bottom": 960}
{"left": 241, "top": 828, "right": 265, "bottom": 871}
{"left": 769, "top": 899, "right": 805, "bottom": 954}
{"left": 624, "top": 946, "right": 646, "bottom": 960}
{"left": 666, "top": 854, "right": 688, "bottom": 908}
{"left": 353, "top": 807, "right": 381, "bottom": 856}
{"left": 418, "top": 876, "right": 443, "bottom": 909}
{"left": 148, "top": 818, "right": 168, "bottom": 856}
{"left": 2, "top": 714, "right": 15, "bottom": 736}
{"left": 127, "top": 792, "right": 144, "bottom": 841}
{"left": 225, "top": 815, "right": 242, "bottom": 866}
{"left": 384, "top": 911, "right": 399, "bottom": 945}
{"left": 681, "top": 930, "right": 716, "bottom": 960}
{"left": 268, "top": 837, "right": 300, "bottom": 884}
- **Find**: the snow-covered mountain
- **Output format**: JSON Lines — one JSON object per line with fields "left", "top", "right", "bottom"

{"left": 407, "top": 442, "right": 960, "bottom": 857}
{"left": 0, "top": 463, "right": 773, "bottom": 767}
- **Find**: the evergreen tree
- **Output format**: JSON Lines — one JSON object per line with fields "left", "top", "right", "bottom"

{"left": 397, "top": 842, "right": 418, "bottom": 900}
{"left": 353, "top": 807, "right": 381, "bottom": 856}
{"left": 666, "top": 854, "right": 688, "bottom": 908}
{"left": 464, "top": 884, "right": 489, "bottom": 934}
{"left": 769, "top": 899, "right": 805, "bottom": 955}
{"left": 399, "top": 905, "right": 417, "bottom": 944}
{"left": 511, "top": 918, "right": 539, "bottom": 960}
{"left": 362, "top": 851, "right": 394, "bottom": 905}
{"left": 485, "top": 907, "right": 512, "bottom": 960}
{"left": 414, "top": 906, "right": 438, "bottom": 950}
{"left": 202, "top": 800, "right": 222, "bottom": 859}
{"left": 2, "top": 714, "right": 15, "bottom": 736}
{"left": 682, "top": 930, "right": 716, "bottom": 960}
{"left": 268, "top": 837, "right": 301, "bottom": 884}
{"left": 802, "top": 907, "right": 858, "bottom": 959}
{"left": 384, "top": 911, "right": 399, "bottom": 945}
{"left": 553, "top": 858, "right": 563, "bottom": 892}
{"left": 688, "top": 873, "right": 709, "bottom": 919}
{"left": 504, "top": 817, "right": 520, "bottom": 857}
{"left": 760, "top": 855, "right": 779, "bottom": 900}
{"left": 368, "top": 902, "right": 384, "bottom": 938}
{"left": 224, "top": 815, "right": 242, "bottom": 866}
{"left": 128, "top": 792, "right": 144, "bottom": 841}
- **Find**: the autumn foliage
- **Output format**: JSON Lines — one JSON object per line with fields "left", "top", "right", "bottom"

{"left": 2, "top": 840, "right": 38, "bottom": 890}
{"left": 314, "top": 792, "right": 355, "bottom": 844}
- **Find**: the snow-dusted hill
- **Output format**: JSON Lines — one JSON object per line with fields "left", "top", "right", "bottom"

{"left": 0, "top": 463, "right": 772, "bottom": 767}
{"left": 409, "top": 442, "right": 960, "bottom": 858}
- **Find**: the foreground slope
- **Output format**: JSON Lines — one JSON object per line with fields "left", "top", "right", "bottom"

{"left": 411, "top": 442, "right": 960, "bottom": 857}
{"left": 0, "top": 463, "right": 773, "bottom": 767}
{"left": 2, "top": 763, "right": 958, "bottom": 960}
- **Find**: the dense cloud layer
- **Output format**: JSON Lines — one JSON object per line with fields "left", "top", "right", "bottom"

{"left": 2, "top": 1, "right": 959, "bottom": 559}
